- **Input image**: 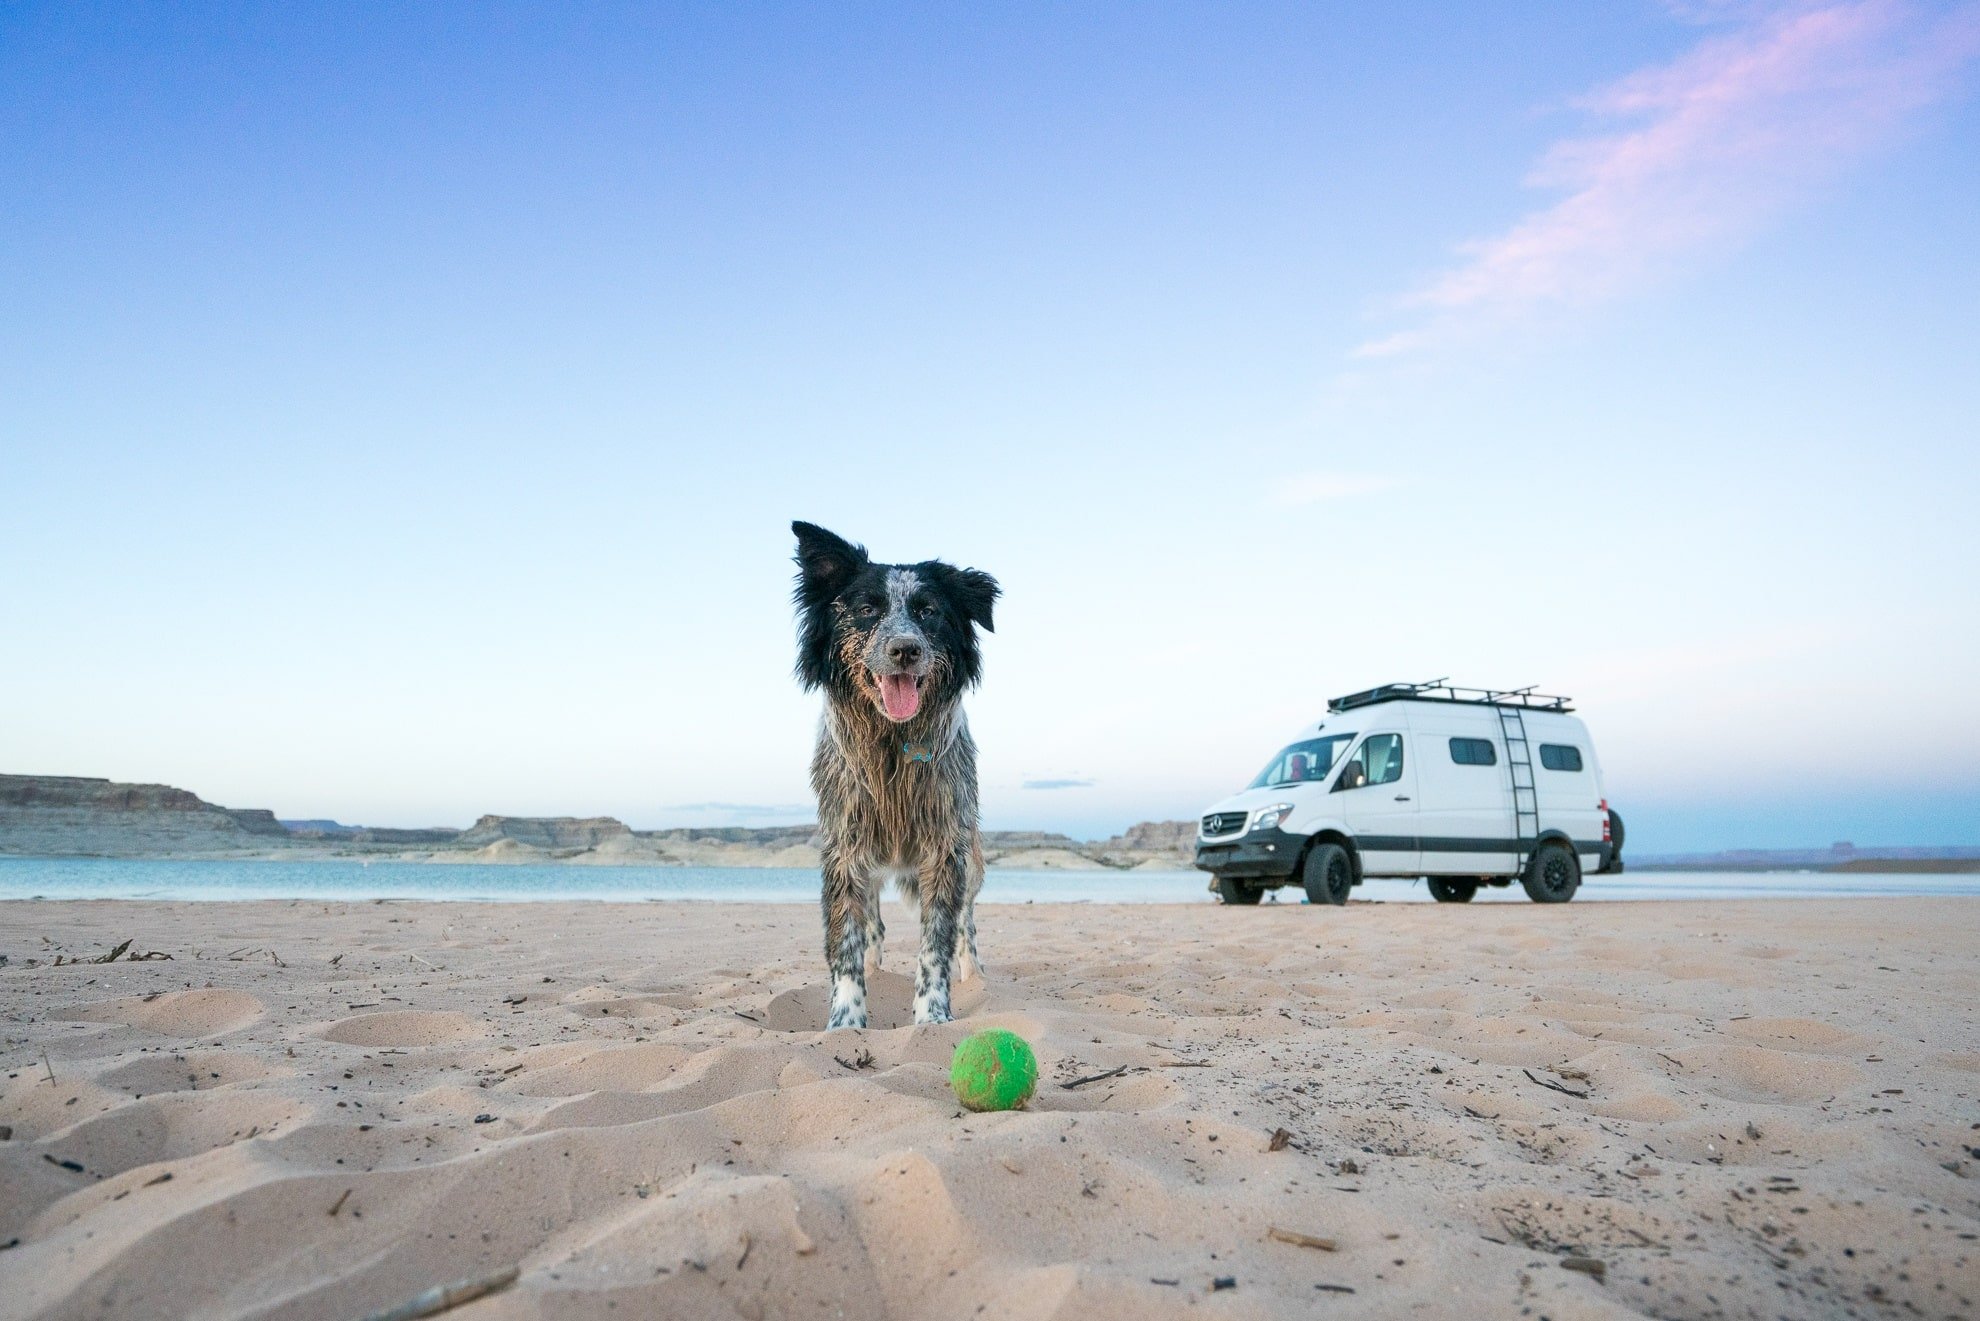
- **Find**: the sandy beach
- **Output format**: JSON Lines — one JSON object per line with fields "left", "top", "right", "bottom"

{"left": 2, "top": 897, "right": 1974, "bottom": 1320}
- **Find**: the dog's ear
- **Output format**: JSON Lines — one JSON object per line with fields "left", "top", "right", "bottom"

{"left": 791, "top": 521, "right": 868, "bottom": 606}
{"left": 951, "top": 567, "right": 999, "bottom": 633}
{"left": 791, "top": 522, "right": 868, "bottom": 691}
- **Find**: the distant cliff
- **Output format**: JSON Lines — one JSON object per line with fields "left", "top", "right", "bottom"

{"left": 0, "top": 772, "right": 1199, "bottom": 871}
{"left": 0, "top": 774, "right": 290, "bottom": 857}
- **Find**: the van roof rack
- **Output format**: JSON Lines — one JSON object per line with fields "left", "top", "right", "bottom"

{"left": 1327, "top": 679, "right": 1574, "bottom": 714}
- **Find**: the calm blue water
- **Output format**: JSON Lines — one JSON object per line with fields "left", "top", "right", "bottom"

{"left": 0, "top": 858, "right": 1974, "bottom": 904}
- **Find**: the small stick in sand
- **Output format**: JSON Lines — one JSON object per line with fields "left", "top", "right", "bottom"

{"left": 1522, "top": 1068, "right": 1587, "bottom": 1099}
{"left": 41, "top": 1051, "right": 56, "bottom": 1085}
{"left": 1267, "top": 1226, "right": 1337, "bottom": 1251}
{"left": 1560, "top": 1256, "right": 1607, "bottom": 1279}
{"left": 1267, "top": 1128, "right": 1293, "bottom": 1152}
{"left": 328, "top": 1188, "right": 353, "bottom": 1217}
{"left": 358, "top": 1266, "right": 520, "bottom": 1321}
{"left": 1062, "top": 1065, "right": 1134, "bottom": 1089}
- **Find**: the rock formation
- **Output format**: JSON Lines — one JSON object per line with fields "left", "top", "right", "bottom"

{"left": 0, "top": 772, "right": 1200, "bottom": 870}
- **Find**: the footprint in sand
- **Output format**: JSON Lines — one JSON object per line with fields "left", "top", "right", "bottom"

{"left": 1683, "top": 1043, "right": 1865, "bottom": 1104}
{"left": 98, "top": 1050, "right": 285, "bottom": 1095}
{"left": 319, "top": 1009, "right": 488, "bottom": 1048}
{"left": 1721, "top": 1016, "right": 1867, "bottom": 1056}
{"left": 761, "top": 969, "right": 986, "bottom": 1033}
{"left": 504, "top": 1041, "right": 696, "bottom": 1097}
{"left": 557, "top": 988, "right": 687, "bottom": 1022}
{"left": 34, "top": 1090, "right": 305, "bottom": 1181}
{"left": 54, "top": 988, "right": 266, "bottom": 1038}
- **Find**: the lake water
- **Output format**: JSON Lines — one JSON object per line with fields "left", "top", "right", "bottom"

{"left": 1, "top": 858, "right": 1975, "bottom": 904}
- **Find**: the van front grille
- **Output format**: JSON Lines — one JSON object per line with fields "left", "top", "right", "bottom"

{"left": 1201, "top": 812, "right": 1248, "bottom": 838}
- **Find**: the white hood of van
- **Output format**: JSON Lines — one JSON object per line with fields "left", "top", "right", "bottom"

{"left": 1199, "top": 784, "right": 1327, "bottom": 823}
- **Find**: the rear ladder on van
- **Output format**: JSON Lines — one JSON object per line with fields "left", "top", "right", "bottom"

{"left": 1495, "top": 702, "right": 1538, "bottom": 871}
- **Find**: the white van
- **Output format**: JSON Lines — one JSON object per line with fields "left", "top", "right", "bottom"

{"left": 1194, "top": 681, "right": 1622, "bottom": 905}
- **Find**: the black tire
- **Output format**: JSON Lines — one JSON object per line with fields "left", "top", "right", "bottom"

{"left": 1521, "top": 840, "right": 1581, "bottom": 903}
{"left": 1216, "top": 876, "right": 1262, "bottom": 905}
{"left": 1301, "top": 842, "right": 1353, "bottom": 906}
{"left": 1427, "top": 877, "right": 1477, "bottom": 903}
{"left": 1608, "top": 809, "right": 1625, "bottom": 868}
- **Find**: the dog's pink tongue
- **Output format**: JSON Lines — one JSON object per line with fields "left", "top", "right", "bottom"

{"left": 879, "top": 673, "right": 921, "bottom": 721}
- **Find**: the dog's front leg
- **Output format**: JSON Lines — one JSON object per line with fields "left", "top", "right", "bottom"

{"left": 911, "top": 848, "right": 967, "bottom": 1025}
{"left": 864, "top": 906, "right": 885, "bottom": 975}
{"left": 821, "top": 850, "right": 870, "bottom": 1031}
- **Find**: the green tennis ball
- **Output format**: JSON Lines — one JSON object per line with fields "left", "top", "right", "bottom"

{"left": 949, "top": 1029, "right": 1038, "bottom": 1112}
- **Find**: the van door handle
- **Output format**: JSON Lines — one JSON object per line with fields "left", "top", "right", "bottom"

{"left": 1394, "top": 795, "right": 1411, "bottom": 801}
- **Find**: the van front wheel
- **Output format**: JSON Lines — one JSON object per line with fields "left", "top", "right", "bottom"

{"left": 1302, "top": 843, "right": 1353, "bottom": 906}
{"left": 1216, "top": 877, "right": 1262, "bottom": 905}
{"left": 1521, "top": 842, "right": 1581, "bottom": 903}
{"left": 1427, "top": 878, "right": 1476, "bottom": 903}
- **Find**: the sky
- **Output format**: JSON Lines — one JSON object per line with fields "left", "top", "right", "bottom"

{"left": 3, "top": 1, "right": 1977, "bottom": 853}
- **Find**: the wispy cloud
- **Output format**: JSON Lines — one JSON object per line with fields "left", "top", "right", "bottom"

{"left": 1022, "top": 777, "right": 1096, "bottom": 790}
{"left": 1357, "top": 1, "right": 1980, "bottom": 358}
{"left": 1269, "top": 472, "right": 1400, "bottom": 506}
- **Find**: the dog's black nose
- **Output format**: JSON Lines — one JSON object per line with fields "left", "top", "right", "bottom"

{"left": 886, "top": 638, "right": 924, "bottom": 668}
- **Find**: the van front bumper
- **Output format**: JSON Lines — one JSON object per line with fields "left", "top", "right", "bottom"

{"left": 1194, "top": 828, "right": 1305, "bottom": 880}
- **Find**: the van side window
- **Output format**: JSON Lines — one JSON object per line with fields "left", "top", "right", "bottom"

{"left": 1539, "top": 744, "right": 1584, "bottom": 772}
{"left": 1334, "top": 733, "right": 1404, "bottom": 790}
{"left": 1449, "top": 737, "right": 1497, "bottom": 766}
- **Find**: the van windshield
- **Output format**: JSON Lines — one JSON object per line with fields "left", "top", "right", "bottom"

{"left": 1246, "top": 735, "right": 1354, "bottom": 789}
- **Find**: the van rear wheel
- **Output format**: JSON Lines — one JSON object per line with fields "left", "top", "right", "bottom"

{"left": 1521, "top": 841, "right": 1581, "bottom": 903}
{"left": 1302, "top": 843, "right": 1353, "bottom": 906}
{"left": 1216, "top": 877, "right": 1262, "bottom": 905}
{"left": 1427, "top": 878, "right": 1476, "bottom": 903}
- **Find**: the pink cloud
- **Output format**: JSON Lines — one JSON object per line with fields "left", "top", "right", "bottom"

{"left": 1356, "top": 1, "right": 1980, "bottom": 358}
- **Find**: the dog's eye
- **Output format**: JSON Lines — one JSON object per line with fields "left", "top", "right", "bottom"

{"left": 914, "top": 605, "right": 936, "bottom": 621}
{"left": 855, "top": 603, "right": 879, "bottom": 618}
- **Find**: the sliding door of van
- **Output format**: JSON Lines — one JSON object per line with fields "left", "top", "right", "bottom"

{"left": 1416, "top": 726, "right": 1519, "bottom": 875}
{"left": 1333, "top": 732, "right": 1420, "bottom": 875}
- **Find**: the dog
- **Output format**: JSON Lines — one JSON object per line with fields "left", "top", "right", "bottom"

{"left": 790, "top": 521, "right": 999, "bottom": 1030}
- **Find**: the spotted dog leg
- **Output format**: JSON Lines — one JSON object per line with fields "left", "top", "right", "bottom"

{"left": 864, "top": 904, "right": 886, "bottom": 976}
{"left": 956, "top": 899, "right": 982, "bottom": 982}
{"left": 911, "top": 848, "right": 967, "bottom": 1025}
{"left": 956, "top": 841, "right": 985, "bottom": 981}
{"left": 821, "top": 850, "right": 870, "bottom": 1030}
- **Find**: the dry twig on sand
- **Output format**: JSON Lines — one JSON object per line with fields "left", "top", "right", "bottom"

{"left": 1522, "top": 1068, "right": 1587, "bottom": 1099}
{"left": 1266, "top": 1226, "right": 1337, "bottom": 1251}
{"left": 1061, "top": 1065, "right": 1134, "bottom": 1089}
{"left": 358, "top": 1266, "right": 520, "bottom": 1321}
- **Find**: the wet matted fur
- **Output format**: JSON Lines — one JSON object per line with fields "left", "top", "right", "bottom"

{"left": 791, "top": 520, "right": 1000, "bottom": 1029}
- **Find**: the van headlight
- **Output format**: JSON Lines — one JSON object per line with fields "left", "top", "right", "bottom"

{"left": 1249, "top": 803, "right": 1293, "bottom": 833}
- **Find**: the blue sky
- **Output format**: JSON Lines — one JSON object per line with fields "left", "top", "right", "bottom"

{"left": 4, "top": 2, "right": 1977, "bottom": 851}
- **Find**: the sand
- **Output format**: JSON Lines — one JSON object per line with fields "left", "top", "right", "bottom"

{"left": 1, "top": 898, "right": 1974, "bottom": 1320}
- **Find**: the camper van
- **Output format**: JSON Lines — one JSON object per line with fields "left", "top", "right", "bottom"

{"left": 1194, "top": 681, "right": 1622, "bottom": 905}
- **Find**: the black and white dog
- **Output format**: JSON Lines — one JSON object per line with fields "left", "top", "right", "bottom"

{"left": 791, "top": 521, "right": 999, "bottom": 1030}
